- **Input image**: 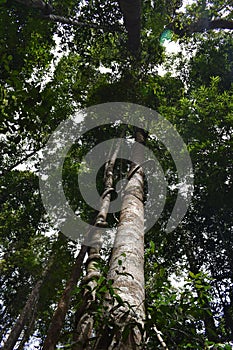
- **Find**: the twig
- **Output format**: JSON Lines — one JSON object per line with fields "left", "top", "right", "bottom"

{"left": 153, "top": 324, "right": 169, "bottom": 350}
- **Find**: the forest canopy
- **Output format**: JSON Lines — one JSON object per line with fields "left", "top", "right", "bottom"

{"left": 0, "top": 0, "right": 233, "bottom": 349}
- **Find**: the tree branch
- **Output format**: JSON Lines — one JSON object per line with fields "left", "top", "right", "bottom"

{"left": 43, "top": 14, "right": 121, "bottom": 33}
{"left": 153, "top": 325, "right": 169, "bottom": 350}
{"left": 42, "top": 245, "right": 88, "bottom": 350}
{"left": 13, "top": 0, "right": 53, "bottom": 14}
{"left": 168, "top": 18, "right": 233, "bottom": 37}
{"left": 1, "top": 147, "right": 42, "bottom": 177}
{"left": 12, "top": 0, "right": 122, "bottom": 32}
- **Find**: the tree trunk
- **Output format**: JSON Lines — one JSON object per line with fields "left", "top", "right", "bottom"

{"left": 95, "top": 128, "right": 146, "bottom": 349}
{"left": 2, "top": 258, "right": 54, "bottom": 350}
{"left": 186, "top": 248, "right": 219, "bottom": 343}
{"left": 72, "top": 136, "right": 125, "bottom": 350}
{"left": 16, "top": 305, "right": 38, "bottom": 350}
{"left": 42, "top": 244, "right": 87, "bottom": 350}
{"left": 118, "top": 0, "right": 141, "bottom": 55}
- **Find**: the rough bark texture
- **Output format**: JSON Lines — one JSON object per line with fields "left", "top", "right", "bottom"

{"left": 72, "top": 232, "right": 102, "bottom": 350}
{"left": 95, "top": 128, "right": 147, "bottom": 349}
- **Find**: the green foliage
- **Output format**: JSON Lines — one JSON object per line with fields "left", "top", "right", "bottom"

{"left": 188, "top": 33, "right": 233, "bottom": 91}
{"left": 145, "top": 258, "right": 217, "bottom": 348}
{"left": 0, "top": 0, "right": 233, "bottom": 348}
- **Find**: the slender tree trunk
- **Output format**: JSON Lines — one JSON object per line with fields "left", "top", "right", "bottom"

{"left": 72, "top": 234, "right": 107, "bottom": 347}
{"left": 16, "top": 304, "right": 38, "bottom": 350}
{"left": 224, "top": 303, "right": 233, "bottom": 340}
{"left": 186, "top": 248, "right": 219, "bottom": 343}
{"left": 94, "top": 128, "right": 147, "bottom": 349}
{"left": 2, "top": 258, "right": 54, "bottom": 350}
{"left": 42, "top": 244, "right": 87, "bottom": 350}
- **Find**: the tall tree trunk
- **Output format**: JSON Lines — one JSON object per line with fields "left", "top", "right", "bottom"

{"left": 94, "top": 128, "right": 146, "bottom": 349}
{"left": 118, "top": 0, "right": 141, "bottom": 55}
{"left": 72, "top": 136, "right": 125, "bottom": 350}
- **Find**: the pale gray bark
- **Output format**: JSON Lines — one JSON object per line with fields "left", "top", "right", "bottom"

{"left": 153, "top": 325, "right": 169, "bottom": 350}
{"left": 94, "top": 128, "right": 147, "bottom": 349}
{"left": 73, "top": 136, "right": 126, "bottom": 350}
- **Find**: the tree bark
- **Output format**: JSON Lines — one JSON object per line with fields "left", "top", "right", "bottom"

{"left": 95, "top": 128, "right": 147, "bottom": 349}
{"left": 16, "top": 305, "right": 38, "bottom": 350}
{"left": 72, "top": 136, "right": 125, "bottom": 350}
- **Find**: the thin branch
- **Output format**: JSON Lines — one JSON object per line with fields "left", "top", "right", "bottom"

{"left": 1, "top": 148, "right": 41, "bottom": 177}
{"left": 153, "top": 325, "right": 169, "bottom": 350}
{"left": 2, "top": 256, "right": 55, "bottom": 350}
{"left": 43, "top": 14, "right": 122, "bottom": 33}
{"left": 12, "top": 0, "right": 122, "bottom": 33}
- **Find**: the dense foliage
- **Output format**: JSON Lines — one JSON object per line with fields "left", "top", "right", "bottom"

{"left": 0, "top": 0, "right": 232, "bottom": 349}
